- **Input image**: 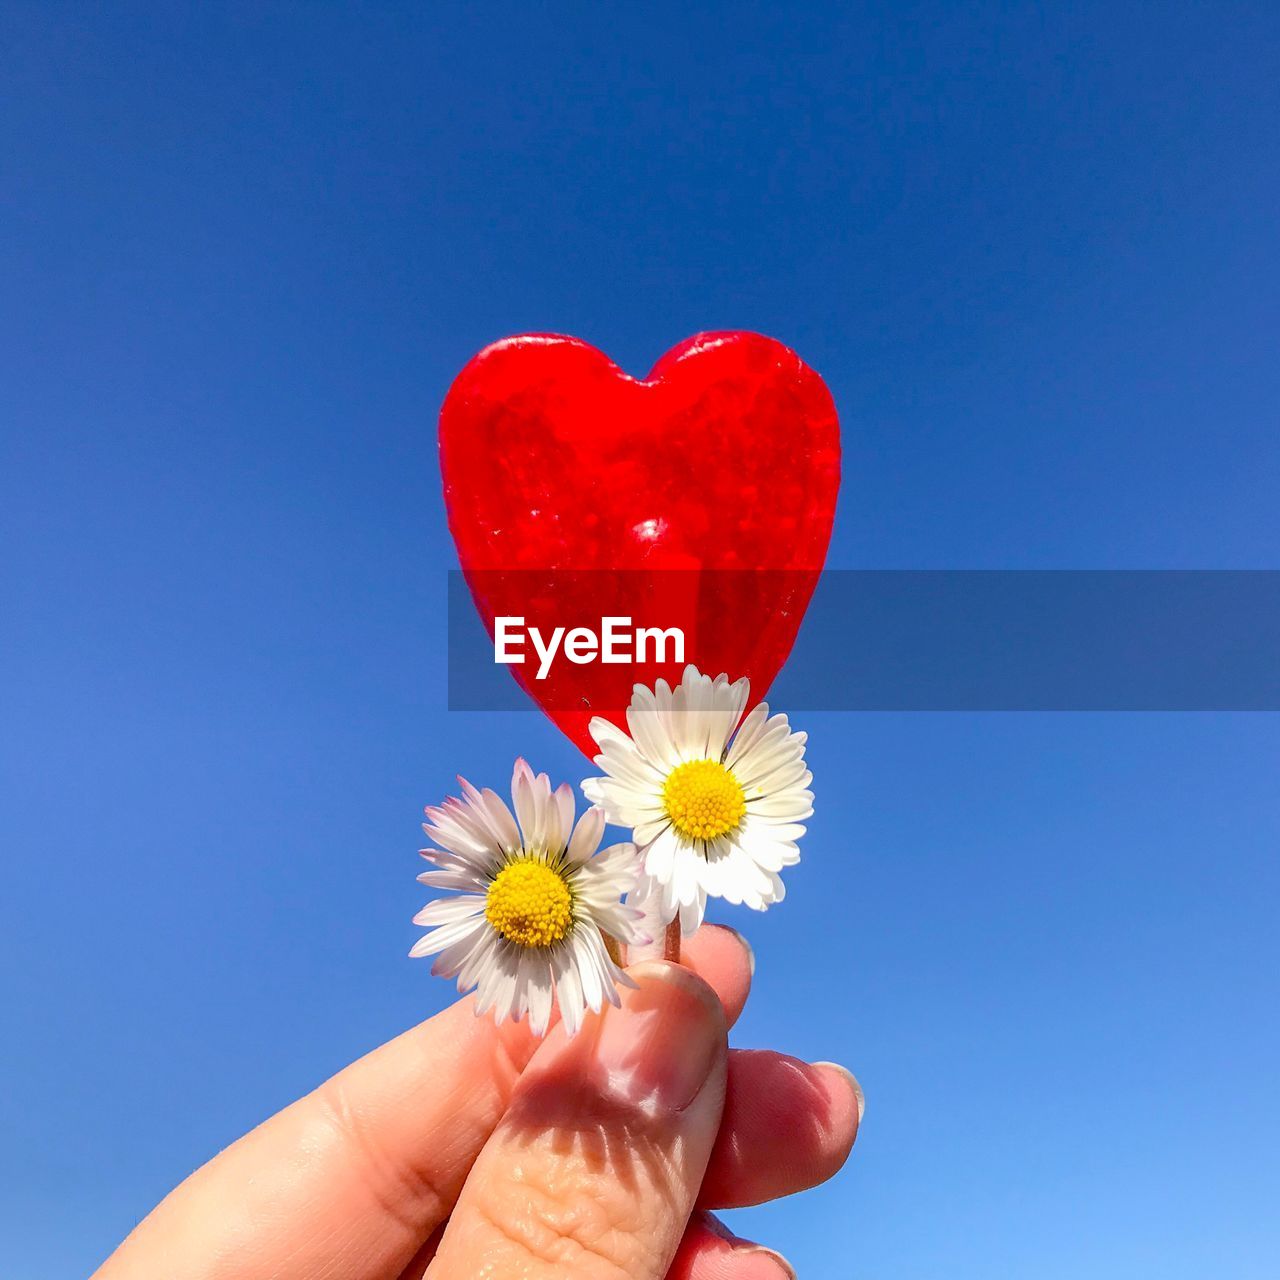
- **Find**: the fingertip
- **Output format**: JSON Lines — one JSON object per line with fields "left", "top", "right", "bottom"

{"left": 625, "top": 958, "right": 728, "bottom": 1029}
{"left": 700, "top": 1050, "right": 862, "bottom": 1208}
{"left": 669, "top": 1213, "right": 797, "bottom": 1280}
{"left": 734, "top": 1247, "right": 797, "bottom": 1280}
{"left": 679, "top": 923, "right": 754, "bottom": 1027}
{"left": 814, "top": 1059, "right": 865, "bottom": 1128}
{"left": 811, "top": 1061, "right": 863, "bottom": 1164}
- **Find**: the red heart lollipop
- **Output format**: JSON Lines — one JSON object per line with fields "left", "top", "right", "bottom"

{"left": 439, "top": 332, "right": 840, "bottom": 756}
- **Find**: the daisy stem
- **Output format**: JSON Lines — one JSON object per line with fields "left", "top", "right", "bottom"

{"left": 663, "top": 919, "right": 682, "bottom": 964}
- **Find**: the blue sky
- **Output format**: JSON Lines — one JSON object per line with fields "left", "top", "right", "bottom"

{"left": 2, "top": 3, "right": 1278, "bottom": 1276}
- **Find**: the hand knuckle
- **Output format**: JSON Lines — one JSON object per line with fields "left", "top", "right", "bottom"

{"left": 310, "top": 1078, "right": 448, "bottom": 1237}
{"left": 469, "top": 1153, "right": 661, "bottom": 1279}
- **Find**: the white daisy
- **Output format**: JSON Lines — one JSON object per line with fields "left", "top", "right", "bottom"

{"left": 411, "top": 759, "right": 645, "bottom": 1036}
{"left": 582, "top": 665, "right": 812, "bottom": 936}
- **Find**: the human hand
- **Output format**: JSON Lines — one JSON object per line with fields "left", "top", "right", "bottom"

{"left": 93, "top": 926, "right": 861, "bottom": 1279}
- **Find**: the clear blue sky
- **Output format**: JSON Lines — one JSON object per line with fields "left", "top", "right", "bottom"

{"left": 3, "top": 4, "right": 1279, "bottom": 1276}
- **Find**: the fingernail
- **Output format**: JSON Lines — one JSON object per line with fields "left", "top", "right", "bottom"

{"left": 737, "top": 1245, "right": 797, "bottom": 1279}
{"left": 596, "top": 960, "right": 724, "bottom": 1113}
{"left": 814, "top": 1060, "right": 865, "bottom": 1123}
{"left": 720, "top": 924, "right": 755, "bottom": 977}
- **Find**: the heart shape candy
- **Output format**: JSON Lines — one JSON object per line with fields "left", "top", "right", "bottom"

{"left": 439, "top": 332, "right": 840, "bottom": 755}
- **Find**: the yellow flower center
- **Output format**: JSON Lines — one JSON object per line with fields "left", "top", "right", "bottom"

{"left": 662, "top": 759, "right": 746, "bottom": 841}
{"left": 485, "top": 860, "right": 574, "bottom": 949}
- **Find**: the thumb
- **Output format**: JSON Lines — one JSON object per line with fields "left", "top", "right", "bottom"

{"left": 427, "top": 961, "right": 728, "bottom": 1279}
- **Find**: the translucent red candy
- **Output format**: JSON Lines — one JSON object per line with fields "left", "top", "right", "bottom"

{"left": 439, "top": 332, "right": 841, "bottom": 756}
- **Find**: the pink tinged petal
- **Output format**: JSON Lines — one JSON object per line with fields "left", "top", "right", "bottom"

{"left": 475, "top": 788, "right": 520, "bottom": 852}
{"left": 512, "top": 767, "right": 540, "bottom": 850}
{"left": 408, "top": 916, "right": 487, "bottom": 959}
{"left": 566, "top": 805, "right": 605, "bottom": 865}
{"left": 425, "top": 812, "right": 501, "bottom": 866}
{"left": 533, "top": 770, "right": 559, "bottom": 848}
{"left": 445, "top": 790, "right": 506, "bottom": 839}
{"left": 624, "top": 870, "right": 658, "bottom": 917}
{"left": 417, "top": 846, "right": 480, "bottom": 873}
{"left": 523, "top": 771, "right": 553, "bottom": 852}
{"left": 425, "top": 842, "right": 500, "bottom": 881}
{"left": 553, "top": 783, "right": 575, "bottom": 849}
{"left": 416, "top": 868, "right": 488, "bottom": 891}
{"left": 418, "top": 919, "right": 488, "bottom": 971}
{"left": 422, "top": 816, "right": 489, "bottom": 860}
{"left": 458, "top": 776, "right": 519, "bottom": 851}
{"left": 424, "top": 841, "right": 493, "bottom": 879}
{"left": 412, "top": 896, "right": 487, "bottom": 927}
{"left": 438, "top": 795, "right": 499, "bottom": 848}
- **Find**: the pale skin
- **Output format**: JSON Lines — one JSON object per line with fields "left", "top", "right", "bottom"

{"left": 94, "top": 925, "right": 862, "bottom": 1280}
